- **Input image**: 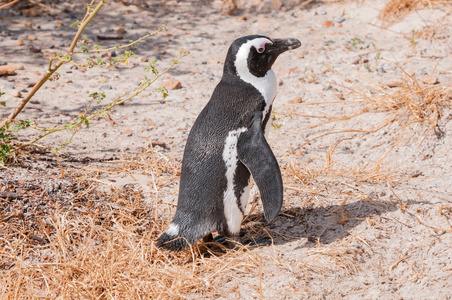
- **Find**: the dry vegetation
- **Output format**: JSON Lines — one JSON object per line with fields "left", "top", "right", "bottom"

{"left": 1, "top": 0, "right": 452, "bottom": 299}
{"left": 1, "top": 72, "right": 449, "bottom": 299}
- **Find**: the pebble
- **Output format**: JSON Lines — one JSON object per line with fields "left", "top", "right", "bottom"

{"left": 318, "top": 10, "right": 327, "bottom": 15}
{"left": 420, "top": 75, "right": 438, "bottom": 85}
{"left": 27, "top": 35, "right": 37, "bottom": 41}
{"left": 162, "top": 80, "right": 182, "bottom": 90}
{"left": 3, "top": 83, "right": 15, "bottom": 89}
{"left": 100, "top": 85, "right": 113, "bottom": 90}
{"left": 289, "top": 96, "right": 302, "bottom": 104}
{"left": 322, "top": 20, "right": 334, "bottom": 27}
{"left": 333, "top": 16, "right": 346, "bottom": 23}
{"left": 377, "top": 66, "right": 385, "bottom": 73}
{"left": 13, "top": 91, "right": 21, "bottom": 98}
{"left": 419, "top": 68, "right": 428, "bottom": 75}
{"left": 0, "top": 66, "right": 16, "bottom": 76}
{"left": 116, "top": 26, "right": 126, "bottom": 34}
{"left": 29, "top": 46, "right": 41, "bottom": 53}
{"left": 122, "top": 129, "right": 132, "bottom": 136}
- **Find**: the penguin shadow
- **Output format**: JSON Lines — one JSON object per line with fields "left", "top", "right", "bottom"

{"left": 240, "top": 199, "right": 399, "bottom": 249}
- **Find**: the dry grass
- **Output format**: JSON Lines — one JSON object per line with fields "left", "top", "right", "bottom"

{"left": 1, "top": 77, "right": 450, "bottom": 298}
{"left": 379, "top": 0, "right": 452, "bottom": 25}
{"left": 0, "top": 160, "right": 270, "bottom": 299}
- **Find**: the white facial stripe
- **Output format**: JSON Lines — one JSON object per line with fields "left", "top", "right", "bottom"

{"left": 234, "top": 38, "right": 278, "bottom": 118}
{"left": 222, "top": 127, "right": 247, "bottom": 235}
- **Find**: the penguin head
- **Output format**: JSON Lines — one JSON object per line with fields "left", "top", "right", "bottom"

{"left": 224, "top": 35, "right": 301, "bottom": 78}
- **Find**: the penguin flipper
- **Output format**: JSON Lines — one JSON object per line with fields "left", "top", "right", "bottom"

{"left": 237, "top": 111, "right": 283, "bottom": 222}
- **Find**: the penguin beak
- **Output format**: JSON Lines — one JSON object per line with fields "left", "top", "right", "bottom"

{"left": 268, "top": 38, "right": 301, "bottom": 54}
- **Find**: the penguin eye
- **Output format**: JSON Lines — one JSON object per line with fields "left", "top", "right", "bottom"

{"left": 256, "top": 46, "right": 265, "bottom": 54}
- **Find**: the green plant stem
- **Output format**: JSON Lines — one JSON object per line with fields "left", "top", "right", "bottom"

{"left": 0, "top": 0, "right": 105, "bottom": 129}
{"left": 16, "top": 51, "right": 189, "bottom": 151}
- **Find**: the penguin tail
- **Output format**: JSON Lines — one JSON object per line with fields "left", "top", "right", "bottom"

{"left": 156, "top": 223, "right": 191, "bottom": 252}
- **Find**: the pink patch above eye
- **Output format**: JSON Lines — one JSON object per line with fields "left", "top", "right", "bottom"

{"left": 257, "top": 40, "right": 272, "bottom": 53}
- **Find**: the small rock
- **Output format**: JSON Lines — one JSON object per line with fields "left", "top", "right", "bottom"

{"left": 386, "top": 81, "right": 403, "bottom": 88}
{"left": 8, "top": 64, "right": 24, "bottom": 70}
{"left": 13, "top": 91, "right": 21, "bottom": 98}
{"left": 377, "top": 66, "right": 385, "bottom": 73}
{"left": 362, "top": 58, "right": 369, "bottom": 64}
{"left": 3, "top": 83, "right": 15, "bottom": 89}
{"left": 55, "top": 21, "right": 63, "bottom": 27}
{"left": 141, "top": 57, "right": 149, "bottom": 62}
{"left": 0, "top": 66, "right": 16, "bottom": 76}
{"left": 16, "top": 39, "right": 24, "bottom": 46}
{"left": 318, "top": 10, "right": 327, "bottom": 15}
{"left": 419, "top": 68, "right": 428, "bottom": 75}
{"left": 150, "top": 141, "right": 166, "bottom": 148}
{"left": 333, "top": 16, "right": 345, "bottom": 23}
{"left": 335, "top": 92, "right": 345, "bottom": 100}
{"left": 43, "top": 51, "right": 56, "bottom": 57}
{"left": 162, "top": 80, "right": 182, "bottom": 90}
{"left": 122, "top": 129, "right": 132, "bottom": 136}
{"left": 29, "top": 46, "right": 41, "bottom": 53}
{"left": 289, "top": 96, "right": 302, "bottom": 104}
{"left": 322, "top": 20, "right": 334, "bottom": 27}
{"left": 420, "top": 75, "right": 438, "bottom": 85}
{"left": 297, "top": 53, "right": 304, "bottom": 59}
{"left": 25, "top": 22, "right": 33, "bottom": 29}
{"left": 148, "top": 120, "right": 156, "bottom": 126}
{"left": 27, "top": 35, "right": 37, "bottom": 41}
{"left": 100, "top": 84, "right": 113, "bottom": 90}
{"left": 116, "top": 26, "right": 126, "bottom": 34}
{"left": 352, "top": 58, "right": 361, "bottom": 65}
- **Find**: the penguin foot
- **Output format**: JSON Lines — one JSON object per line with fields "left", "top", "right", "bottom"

{"left": 206, "top": 234, "right": 272, "bottom": 250}
{"left": 242, "top": 236, "right": 272, "bottom": 248}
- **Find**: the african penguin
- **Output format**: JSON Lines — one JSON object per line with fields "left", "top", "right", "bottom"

{"left": 156, "top": 35, "right": 301, "bottom": 251}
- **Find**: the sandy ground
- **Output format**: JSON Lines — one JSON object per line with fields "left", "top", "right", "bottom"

{"left": 1, "top": 0, "right": 452, "bottom": 299}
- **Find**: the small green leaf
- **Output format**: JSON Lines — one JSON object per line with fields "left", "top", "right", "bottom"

{"left": 0, "top": 101, "right": 5, "bottom": 107}
{"left": 12, "top": 124, "right": 22, "bottom": 132}
{"left": 70, "top": 20, "right": 81, "bottom": 27}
